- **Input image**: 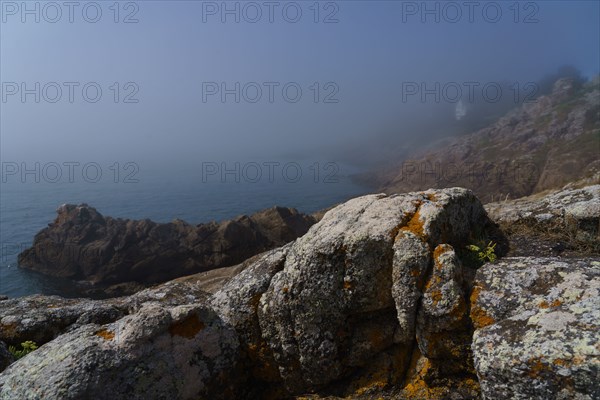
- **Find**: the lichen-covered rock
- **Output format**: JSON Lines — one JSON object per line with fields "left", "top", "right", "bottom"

{"left": 0, "top": 300, "right": 241, "bottom": 400}
{"left": 471, "top": 257, "right": 600, "bottom": 400}
{"left": 0, "top": 342, "right": 14, "bottom": 373}
{"left": 253, "top": 188, "right": 503, "bottom": 395}
{"left": 0, "top": 279, "right": 210, "bottom": 348}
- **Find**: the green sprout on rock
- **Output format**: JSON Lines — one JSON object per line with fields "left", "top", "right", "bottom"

{"left": 466, "top": 241, "right": 497, "bottom": 263}
{"left": 8, "top": 341, "right": 38, "bottom": 359}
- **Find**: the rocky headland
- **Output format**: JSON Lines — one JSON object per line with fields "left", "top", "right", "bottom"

{"left": 17, "top": 204, "right": 317, "bottom": 296}
{"left": 359, "top": 78, "right": 600, "bottom": 202}
{"left": 1, "top": 184, "right": 598, "bottom": 399}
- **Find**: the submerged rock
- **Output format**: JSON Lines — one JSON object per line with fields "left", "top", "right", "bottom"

{"left": 471, "top": 257, "right": 600, "bottom": 400}
{"left": 17, "top": 204, "right": 316, "bottom": 288}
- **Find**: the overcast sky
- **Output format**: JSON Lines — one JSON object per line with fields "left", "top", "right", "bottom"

{"left": 1, "top": 1, "right": 599, "bottom": 170}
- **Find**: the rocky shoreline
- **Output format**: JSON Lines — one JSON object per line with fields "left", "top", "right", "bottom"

{"left": 1, "top": 184, "right": 598, "bottom": 399}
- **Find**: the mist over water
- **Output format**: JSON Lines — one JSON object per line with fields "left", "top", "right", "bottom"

{"left": 0, "top": 1, "right": 599, "bottom": 296}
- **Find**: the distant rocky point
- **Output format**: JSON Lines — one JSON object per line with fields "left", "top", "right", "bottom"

{"left": 361, "top": 77, "right": 600, "bottom": 202}
{"left": 18, "top": 204, "right": 317, "bottom": 294}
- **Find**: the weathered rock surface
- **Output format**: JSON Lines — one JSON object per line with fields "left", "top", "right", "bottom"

{"left": 485, "top": 183, "right": 600, "bottom": 256}
{"left": 4, "top": 188, "right": 598, "bottom": 399}
{"left": 215, "top": 188, "right": 505, "bottom": 397}
{"left": 18, "top": 204, "right": 316, "bottom": 287}
{"left": 471, "top": 257, "right": 600, "bottom": 400}
{"left": 0, "top": 188, "right": 506, "bottom": 399}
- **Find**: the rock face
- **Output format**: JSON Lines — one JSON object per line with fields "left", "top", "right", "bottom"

{"left": 1, "top": 188, "right": 506, "bottom": 399}
{"left": 18, "top": 204, "right": 316, "bottom": 287}
{"left": 485, "top": 183, "right": 600, "bottom": 256}
{"left": 363, "top": 78, "right": 600, "bottom": 202}
{"left": 0, "top": 280, "right": 241, "bottom": 399}
{"left": 5, "top": 188, "right": 599, "bottom": 399}
{"left": 471, "top": 257, "right": 600, "bottom": 400}
{"left": 214, "top": 188, "right": 505, "bottom": 398}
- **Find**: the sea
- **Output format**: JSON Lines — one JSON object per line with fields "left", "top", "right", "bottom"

{"left": 0, "top": 161, "right": 371, "bottom": 298}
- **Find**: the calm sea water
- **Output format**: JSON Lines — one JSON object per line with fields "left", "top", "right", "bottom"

{"left": 0, "top": 163, "right": 370, "bottom": 298}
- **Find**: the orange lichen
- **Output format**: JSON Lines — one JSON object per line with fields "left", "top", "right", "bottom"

{"left": 429, "top": 289, "right": 443, "bottom": 306}
{"left": 433, "top": 244, "right": 451, "bottom": 266}
{"left": 539, "top": 300, "right": 550, "bottom": 309}
{"left": 343, "top": 280, "right": 353, "bottom": 290}
{"left": 282, "top": 287, "right": 289, "bottom": 294}
{"left": 169, "top": 314, "right": 205, "bottom": 339}
{"left": 469, "top": 286, "right": 495, "bottom": 328}
{"left": 527, "top": 357, "right": 552, "bottom": 378}
{"left": 550, "top": 299, "right": 562, "bottom": 307}
{"left": 426, "top": 193, "right": 437, "bottom": 202}
{"left": 553, "top": 358, "right": 570, "bottom": 367}
{"left": 95, "top": 329, "right": 115, "bottom": 341}
{"left": 401, "top": 208, "right": 425, "bottom": 238}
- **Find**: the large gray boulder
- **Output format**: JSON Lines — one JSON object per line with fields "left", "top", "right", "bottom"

{"left": 471, "top": 257, "right": 600, "bottom": 400}
{"left": 214, "top": 188, "right": 504, "bottom": 397}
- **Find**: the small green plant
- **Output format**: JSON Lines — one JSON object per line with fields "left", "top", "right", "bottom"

{"left": 8, "top": 341, "right": 38, "bottom": 359}
{"left": 466, "top": 241, "right": 497, "bottom": 263}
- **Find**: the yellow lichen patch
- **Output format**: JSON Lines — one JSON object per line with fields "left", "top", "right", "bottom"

{"left": 402, "top": 354, "right": 445, "bottom": 399}
{"left": 424, "top": 274, "right": 441, "bottom": 291}
{"left": 169, "top": 314, "right": 205, "bottom": 339}
{"left": 469, "top": 287, "right": 495, "bottom": 329}
{"left": 432, "top": 244, "right": 451, "bottom": 270}
{"left": 429, "top": 289, "right": 443, "bottom": 306}
{"left": 95, "top": 329, "right": 115, "bottom": 341}
{"left": 401, "top": 208, "right": 425, "bottom": 238}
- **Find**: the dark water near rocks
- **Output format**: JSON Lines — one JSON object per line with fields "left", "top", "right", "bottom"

{"left": 0, "top": 163, "right": 370, "bottom": 298}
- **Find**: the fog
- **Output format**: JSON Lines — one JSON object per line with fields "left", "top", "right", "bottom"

{"left": 1, "top": 1, "right": 599, "bottom": 176}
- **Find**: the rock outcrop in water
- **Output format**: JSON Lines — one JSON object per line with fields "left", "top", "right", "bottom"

{"left": 17, "top": 204, "right": 316, "bottom": 289}
{"left": 1, "top": 186, "right": 599, "bottom": 399}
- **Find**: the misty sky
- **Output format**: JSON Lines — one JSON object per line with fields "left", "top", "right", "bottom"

{"left": 1, "top": 1, "right": 599, "bottom": 170}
